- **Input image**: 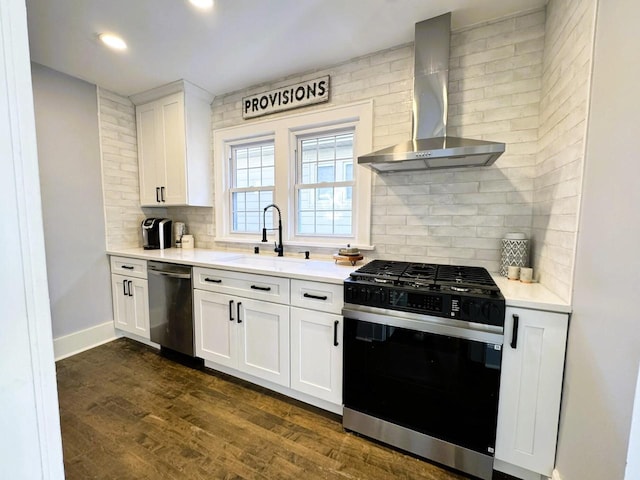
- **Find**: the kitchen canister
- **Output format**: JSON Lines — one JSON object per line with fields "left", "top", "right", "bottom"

{"left": 181, "top": 234, "right": 194, "bottom": 249}
{"left": 500, "top": 232, "right": 529, "bottom": 277}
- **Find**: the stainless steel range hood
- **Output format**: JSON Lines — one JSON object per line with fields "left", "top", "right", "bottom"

{"left": 358, "top": 13, "right": 505, "bottom": 173}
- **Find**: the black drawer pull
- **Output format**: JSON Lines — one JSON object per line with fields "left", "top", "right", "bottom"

{"left": 160, "top": 186, "right": 166, "bottom": 202}
{"left": 237, "top": 302, "right": 242, "bottom": 323}
{"left": 250, "top": 285, "right": 271, "bottom": 291}
{"left": 128, "top": 281, "right": 133, "bottom": 297}
{"left": 229, "top": 300, "right": 234, "bottom": 321}
{"left": 121, "top": 265, "right": 134, "bottom": 270}
{"left": 334, "top": 320, "right": 339, "bottom": 347}
{"left": 510, "top": 314, "right": 520, "bottom": 349}
{"left": 204, "top": 278, "right": 222, "bottom": 283}
{"left": 156, "top": 187, "right": 160, "bottom": 203}
{"left": 123, "top": 279, "right": 129, "bottom": 296}
{"left": 303, "top": 292, "right": 328, "bottom": 301}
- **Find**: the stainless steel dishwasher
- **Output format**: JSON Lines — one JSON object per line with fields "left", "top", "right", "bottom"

{"left": 147, "top": 261, "right": 194, "bottom": 356}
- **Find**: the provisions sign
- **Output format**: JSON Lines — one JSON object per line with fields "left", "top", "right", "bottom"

{"left": 242, "top": 76, "right": 329, "bottom": 119}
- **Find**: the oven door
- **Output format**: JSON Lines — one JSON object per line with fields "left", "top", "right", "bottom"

{"left": 343, "top": 306, "right": 503, "bottom": 456}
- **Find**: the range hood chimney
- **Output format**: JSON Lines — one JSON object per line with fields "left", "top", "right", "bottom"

{"left": 358, "top": 13, "right": 505, "bottom": 173}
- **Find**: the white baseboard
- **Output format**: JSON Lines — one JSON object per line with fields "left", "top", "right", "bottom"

{"left": 53, "top": 321, "right": 118, "bottom": 361}
{"left": 551, "top": 469, "right": 563, "bottom": 480}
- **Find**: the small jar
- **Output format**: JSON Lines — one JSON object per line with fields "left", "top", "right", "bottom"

{"left": 500, "top": 233, "right": 529, "bottom": 276}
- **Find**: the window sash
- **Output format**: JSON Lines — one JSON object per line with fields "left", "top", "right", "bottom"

{"left": 229, "top": 141, "right": 275, "bottom": 234}
{"left": 295, "top": 130, "right": 355, "bottom": 237}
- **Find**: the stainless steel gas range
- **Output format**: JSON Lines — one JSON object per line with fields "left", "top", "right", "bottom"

{"left": 342, "top": 260, "right": 506, "bottom": 480}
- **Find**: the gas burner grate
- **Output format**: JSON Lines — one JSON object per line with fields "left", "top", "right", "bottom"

{"left": 400, "top": 263, "right": 438, "bottom": 283}
{"left": 349, "top": 259, "right": 409, "bottom": 282}
{"left": 435, "top": 265, "right": 499, "bottom": 290}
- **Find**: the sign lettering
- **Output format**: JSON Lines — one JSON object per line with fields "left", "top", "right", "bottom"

{"left": 242, "top": 76, "right": 330, "bottom": 119}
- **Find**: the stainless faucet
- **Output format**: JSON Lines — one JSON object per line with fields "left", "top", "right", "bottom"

{"left": 262, "top": 204, "right": 284, "bottom": 257}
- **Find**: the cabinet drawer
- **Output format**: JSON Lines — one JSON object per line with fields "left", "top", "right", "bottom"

{"left": 193, "top": 267, "right": 290, "bottom": 304}
{"left": 290, "top": 279, "right": 343, "bottom": 315}
{"left": 110, "top": 256, "right": 147, "bottom": 279}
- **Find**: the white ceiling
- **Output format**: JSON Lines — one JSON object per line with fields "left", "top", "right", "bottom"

{"left": 26, "top": 0, "right": 547, "bottom": 98}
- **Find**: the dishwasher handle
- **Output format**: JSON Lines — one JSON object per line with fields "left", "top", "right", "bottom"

{"left": 148, "top": 269, "right": 192, "bottom": 280}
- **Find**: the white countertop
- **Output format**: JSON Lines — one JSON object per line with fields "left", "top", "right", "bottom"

{"left": 493, "top": 275, "right": 571, "bottom": 314}
{"left": 107, "top": 247, "right": 359, "bottom": 284}
{"left": 108, "top": 248, "right": 572, "bottom": 313}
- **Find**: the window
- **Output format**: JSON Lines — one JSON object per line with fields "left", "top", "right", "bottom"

{"left": 229, "top": 141, "right": 274, "bottom": 233}
{"left": 296, "top": 131, "right": 354, "bottom": 236}
{"left": 214, "top": 101, "right": 373, "bottom": 249}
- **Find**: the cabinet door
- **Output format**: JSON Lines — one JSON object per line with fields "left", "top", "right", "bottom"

{"left": 290, "top": 307, "right": 342, "bottom": 404}
{"left": 237, "top": 298, "right": 290, "bottom": 387}
{"left": 111, "top": 275, "right": 149, "bottom": 338}
{"left": 129, "top": 278, "right": 150, "bottom": 337}
{"left": 495, "top": 307, "right": 569, "bottom": 476}
{"left": 136, "top": 101, "right": 162, "bottom": 206}
{"left": 194, "top": 289, "right": 237, "bottom": 368}
{"left": 158, "top": 93, "right": 187, "bottom": 205}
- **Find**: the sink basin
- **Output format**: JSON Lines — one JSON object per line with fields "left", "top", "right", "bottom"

{"left": 218, "top": 254, "right": 327, "bottom": 272}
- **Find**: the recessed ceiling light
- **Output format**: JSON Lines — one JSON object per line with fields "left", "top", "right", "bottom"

{"left": 98, "top": 33, "right": 127, "bottom": 51}
{"left": 189, "top": 0, "right": 214, "bottom": 9}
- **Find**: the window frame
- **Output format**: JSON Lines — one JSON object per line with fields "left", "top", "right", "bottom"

{"left": 228, "top": 140, "right": 275, "bottom": 234}
{"left": 213, "top": 101, "right": 373, "bottom": 249}
{"left": 293, "top": 126, "right": 356, "bottom": 240}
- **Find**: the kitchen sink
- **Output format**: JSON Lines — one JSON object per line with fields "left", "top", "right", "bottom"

{"left": 217, "top": 254, "right": 330, "bottom": 272}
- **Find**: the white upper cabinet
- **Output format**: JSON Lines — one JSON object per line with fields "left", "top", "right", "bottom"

{"left": 131, "top": 80, "right": 213, "bottom": 207}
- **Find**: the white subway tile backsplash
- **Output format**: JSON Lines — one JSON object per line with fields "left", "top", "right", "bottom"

{"left": 98, "top": 6, "right": 589, "bottom": 291}
{"left": 452, "top": 236, "right": 501, "bottom": 249}
{"left": 453, "top": 216, "right": 504, "bottom": 227}
{"left": 532, "top": 0, "right": 595, "bottom": 302}
{"left": 430, "top": 204, "right": 478, "bottom": 216}
{"left": 428, "top": 247, "right": 476, "bottom": 259}
{"left": 406, "top": 216, "right": 453, "bottom": 226}
{"left": 429, "top": 226, "right": 477, "bottom": 237}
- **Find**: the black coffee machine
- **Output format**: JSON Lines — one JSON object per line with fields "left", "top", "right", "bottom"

{"left": 141, "top": 218, "right": 172, "bottom": 250}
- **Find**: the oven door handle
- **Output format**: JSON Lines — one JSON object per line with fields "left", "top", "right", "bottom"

{"left": 510, "top": 314, "right": 519, "bottom": 349}
{"left": 342, "top": 306, "right": 504, "bottom": 345}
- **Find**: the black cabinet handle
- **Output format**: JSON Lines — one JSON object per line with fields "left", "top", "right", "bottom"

{"left": 128, "top": 280, "right": 133, "bottom": 297}
{"left": 156, "top": 187, "right": 160, "bottom": 203}
{"left": 250, "top": 285, "right": 271, "bottom": 291}
{"left": 510, "top": 314, "right": 519, "bottom": 349}
{"left": 237, "top": 302, "right": 242, "bottom": 323}
{"left": 303, "top": 292, "right": 328, "bottom": 301}
{"left": 229, "top": 300, "right": 234, "bottom": 322}
{"left": 204, "top": 278, "right": 222, "bottom": 283}
{"left": 123, "top": 279, "right": 128, "bottom": 296}
{"left": 160, "top": 186, "right": 166, "bottom": 202}
{"left": 121, "top": 265, "right": 134, "bottom": 270}
{"left": 334, "top": 320, "right": 339, "bottom": 347}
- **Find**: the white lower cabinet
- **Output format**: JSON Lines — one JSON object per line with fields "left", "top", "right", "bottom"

{"left": 495, "top": 306, "right": 569, "bottom": 479}
{"left": 194, "top": 289, "right": 290, "bottom": 387}
{"left": 111, "top": 274, "right": 150, "bottom": 338}
{"left": 290, "top": 307, "right": 342, "bottom": 405}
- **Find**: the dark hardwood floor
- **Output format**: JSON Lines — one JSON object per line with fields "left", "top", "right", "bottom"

{"left": 56, "top": 338, "right": 471, "bottom": 480}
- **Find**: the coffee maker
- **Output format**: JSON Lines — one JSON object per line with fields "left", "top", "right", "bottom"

{"left": 141, "top": 218, "right": 172, "bottom": 250}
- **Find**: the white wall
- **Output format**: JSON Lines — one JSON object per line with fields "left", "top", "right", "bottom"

{"left": 31, "top": 63, "right": 113, "bottom": 338}
{"left": 0, "top": 0, "right": 64, "bottom": 476}
{"left": 99, "top": 87, "right": 164, "bottom": 250}
{"left": 532, "top": 0, "right": 595, "bottom": 303}
{"left": 555, "top": 0, "right": 640, "bottom": 478}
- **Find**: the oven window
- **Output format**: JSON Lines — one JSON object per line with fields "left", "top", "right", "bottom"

{"left": 343, "top": 318, "right": 502, "bottom": 455}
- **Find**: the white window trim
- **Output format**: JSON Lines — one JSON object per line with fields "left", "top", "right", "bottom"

{"left": 291, "top": 126, "right": 356, "bottom": 242}
{"left": 214, "top": 100, "right": 373, "bottom": 250}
